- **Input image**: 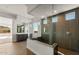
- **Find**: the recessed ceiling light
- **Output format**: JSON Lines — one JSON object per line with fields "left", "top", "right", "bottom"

{"left": 41, "top": 16, "right": 45, "bottom": 18}
{"left": 54, "top": 10, "right": 57, "bottom": 13}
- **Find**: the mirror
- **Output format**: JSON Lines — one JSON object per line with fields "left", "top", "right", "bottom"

{"left": 17, "top": 23, "right": 25, "bottom": 33}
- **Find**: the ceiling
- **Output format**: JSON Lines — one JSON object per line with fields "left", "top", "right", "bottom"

{"left": 26, "top": 4, "right": 79, "bottom": 21}
{"left": 26, "top": 4, "right": 53, "bottom": 21}
{"left": 26, "top": 4, "right": 39, "bottom": 13}
{"left": 0, "top": 4, "right": 28, "bottom": 19}
{"left": 0, "top": 4, "right": 78, "bottom": 22}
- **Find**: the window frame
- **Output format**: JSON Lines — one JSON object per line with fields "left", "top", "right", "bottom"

{"left": 52, "top": 16, "right": 58, "bottom": 23}
{"left": 65, "top": 11, "right": 76, "bottom": 21}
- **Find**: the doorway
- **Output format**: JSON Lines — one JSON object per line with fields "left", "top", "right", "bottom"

{"left": 0, "top": 16, "right": 12, "bottom": 44}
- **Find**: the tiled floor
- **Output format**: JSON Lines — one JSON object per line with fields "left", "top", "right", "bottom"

{"left": 0, "top": 41, "right": 28, "bottom": 55}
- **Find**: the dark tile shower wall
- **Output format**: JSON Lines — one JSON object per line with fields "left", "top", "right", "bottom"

{"left": 41, "top": 17, "right": 53, "bottom": 44}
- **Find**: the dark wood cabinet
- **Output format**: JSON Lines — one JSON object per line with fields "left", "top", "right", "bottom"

{"left": 16, "top": 34, "right": 28, "bottom": 42}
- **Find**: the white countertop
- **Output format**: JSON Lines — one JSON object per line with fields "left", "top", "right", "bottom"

{"left": 27, "top": 39, "right": 54, "bottom": 55}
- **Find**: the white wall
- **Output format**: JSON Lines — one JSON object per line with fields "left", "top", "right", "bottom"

{"left": 12, "top": 14, "right": 33, "bottom": 42}
{"left": 12, "top": 15, "right": 31, "bottom": 42}
{"left": 0, "top": 4, "right": 29, "bottom": 42}
{"left": 12, "top": 18, "right": 17, "bottom": 42}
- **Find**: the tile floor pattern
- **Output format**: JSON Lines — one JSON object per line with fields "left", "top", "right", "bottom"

{"left": 0, "top": 41, "right": 30, "bottom": 55}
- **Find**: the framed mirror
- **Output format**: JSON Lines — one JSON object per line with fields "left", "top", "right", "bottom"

{"left": 17, "top": 24, "right": 25, "bottom": 33}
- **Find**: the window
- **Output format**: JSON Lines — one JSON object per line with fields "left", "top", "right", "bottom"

{"left": 17, "top": 24, "right": 25, "bottom": 33}
{"left": 52, "top": 16, "right": 58, "bottom": 22}
{"left": 43, "top": 19, "right": 47, "bottom": 24}
{"left": 33, "top": 23, "right": 38, "bottom": 31}
{"left": 65, "top": 11, "right": 75, "bottom": 20}
{"left": 32, "top": 22, "right": 40, "bottom": 31}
